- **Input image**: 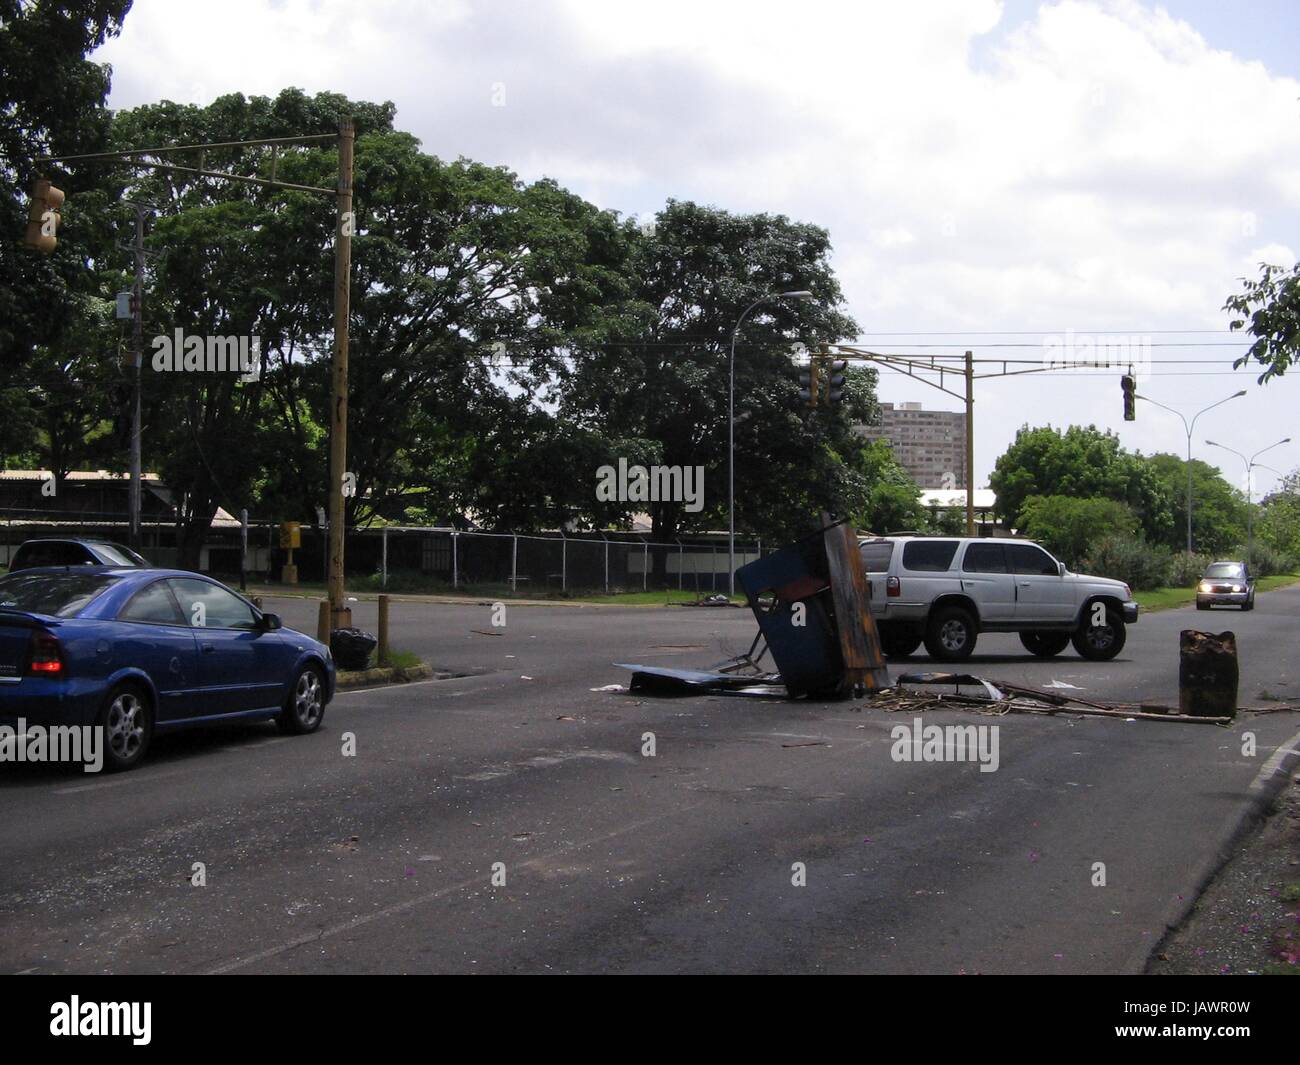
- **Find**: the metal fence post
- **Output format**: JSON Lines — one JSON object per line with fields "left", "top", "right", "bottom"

{"left": 711, "top": 543, "right": 717, "bottom": 592}
{"left": 511, "top": 534, "right": 518, "bottom": 593}
{"left": 677, "top": 539, "right": 684, "bottom": 591}
{"left": 642, "top": 539, "right": 648, "bottom": 591}
{"left": 381, "top": 525, "right": 388, "bottom": 588}
{"left": 604, "top": 536, "right": 610, "bottom": 593}
{"left": 452, "top": 531, "right": 458, "bottom": 589}
{"left": 561, "top": 532, "right": 567, "bottom": 592}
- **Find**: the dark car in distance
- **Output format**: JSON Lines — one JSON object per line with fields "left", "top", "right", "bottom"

{"left": 1196, "top": 560, "right": 1255, "bottom": 611}
{"left": 7, "top": 538, "right": 149, "bottom": 571}
{"left": 0, "top": 567, "right": 334, "bottom": 771}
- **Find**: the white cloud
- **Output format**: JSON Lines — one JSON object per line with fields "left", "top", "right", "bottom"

{"left": 94, "top": 0, "right": 1300, "bottom": 487}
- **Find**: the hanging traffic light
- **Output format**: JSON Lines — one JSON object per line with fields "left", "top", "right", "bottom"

{"left": 824, "top": 359, "right": 847, "bottom": 404}
{"left": 798, "top": 358, "right": 820, "bottom": 408}
{"left": 25, "top": 178, "right": 65, "bottom": 254}
{"left": 1121, "top": 374, "right": 1136, "bottom": 421}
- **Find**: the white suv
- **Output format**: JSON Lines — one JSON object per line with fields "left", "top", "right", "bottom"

{"left": 859, "top": 535, "right": 1139, "bottom": 662}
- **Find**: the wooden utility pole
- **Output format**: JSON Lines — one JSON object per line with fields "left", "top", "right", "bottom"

{"left": 327, "top": 117, "right": 355, "bottom": 630}
{"left": 965, "top": 349, "right": 975, "bottom": 535}
{"left": 128, "top": 205, "right": 146, "bottom": 550}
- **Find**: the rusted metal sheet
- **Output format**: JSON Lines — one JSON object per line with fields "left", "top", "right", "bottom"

{"left": 735, "top": 517, "right": 889, "bottom": 698}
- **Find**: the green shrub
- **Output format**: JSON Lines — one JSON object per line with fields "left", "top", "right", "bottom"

{"left": 1167, "top": 551, "right": 1213, "bottom": 588}
{"left": 1081, "top": 535, "right": 1172, "bottom": 591}
{"left": 353, "top": 569, "right": 451, "bottom": 593}
{"left": 1019, "top": 495, "right": 1137, "bottom": 570}
{"left": 1236, "top": 543, "right": 1297, "bottom": 577}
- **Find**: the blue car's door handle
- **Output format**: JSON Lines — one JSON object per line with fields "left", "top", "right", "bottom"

{"left": 200, "top": 642, "right": 215, "bottom": 653}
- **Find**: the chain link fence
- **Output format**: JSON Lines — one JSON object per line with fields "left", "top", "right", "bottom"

{"left": 0, "top": 509, "right": 763, "bottom": 596}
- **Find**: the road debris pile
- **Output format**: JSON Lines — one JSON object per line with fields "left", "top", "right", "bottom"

{"left": 617, "top": 516, "right": 889, "bottom": 699}
{"left": 868, "top": 672, "right": 1241, "bottom": 725}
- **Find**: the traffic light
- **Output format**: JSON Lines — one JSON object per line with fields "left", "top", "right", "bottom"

{"left": 824, "top": 359, "right": 847, "bottom": 404}
{"left": 25, "top": 178, "right": 65, "bottom": 254}
{"left": 798, "top": 359, "right": 820, "bottom": 408}
{"left": 1121, "top": 374, "right": 1136, "bottom": 421}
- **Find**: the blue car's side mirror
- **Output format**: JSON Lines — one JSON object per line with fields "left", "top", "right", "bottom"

{"left": 259, "top": 612, "right": 282, "bottom": 631}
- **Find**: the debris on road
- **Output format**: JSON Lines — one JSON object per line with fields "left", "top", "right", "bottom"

{"left": 615, "top": 516, "right": 888, "bottom": 700}
{"left": 470, "top": 629, "right": 503, "bottom": 637}
{"left": 865, "top": 672, "right": 1237, "bottom": 725}
{"left": 1180, "top": 629, "right": 1239, "bottom": 719}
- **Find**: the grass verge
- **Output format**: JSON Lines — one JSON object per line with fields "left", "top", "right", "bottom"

{"left": 1134, "top": 572, "right": 1300, "bottom": 613}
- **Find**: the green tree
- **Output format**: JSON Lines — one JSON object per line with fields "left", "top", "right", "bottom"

{"left": 554, "top": 199, "right": 866, "bottom": 564}
{"left": 1144, "top": 453, "right": 1246, "bottom": 555}
{"left": 989, "top": 424, "right": 1173, "bottom": 543}
{"left": 1017, "top": 495, "right": 1137, "bottom": 569}
{"left": 1224, "top": 261, "right": 1300, "bottom": 382}
{"left": 847, "top": 438, "right": 927, "bottom": 533}
{"left": 1256, "top": 467, "right": 1300, "bottom": 559}
{"left": 0, "top": 0, "right": 133, "bottom": 455}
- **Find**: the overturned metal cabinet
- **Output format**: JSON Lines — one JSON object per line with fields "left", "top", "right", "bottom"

{"left": 735, "top": 517, "right": 889, "bottom": 698}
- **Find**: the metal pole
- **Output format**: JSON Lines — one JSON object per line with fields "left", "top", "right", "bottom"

{"left": 327, "top": 115, "right": 355, "bottom": 629}
{"left": 128, "top": 206, "right": 145, "bottom": 550}
{"left": 1185, "top": 429, "right": 1194, "bottom": 554}
{"left": 239, "top": 507, "right": 248, "bottom": 592}
{"left": 643, "top": 540, "right": 648, "bottom": 591}
{"left": 452, "top": 532, "right": 458, "bottom": 589}
{"left": 381, "top": 525, "right": 388, "bottom": 588}
{"left": 965, "top": 350, "right": 975, "bottom": 536}
{"left": 511, "top": 534, "right": 518, "bottom": 593}
{"left": 604, "top": 537, "right": 609, "bottom": 593}
{"left": 678, "top": 539, "right": 683, "bottom": 591}
{"left": 561, "top": 533, "right": 567, "bottom": 592}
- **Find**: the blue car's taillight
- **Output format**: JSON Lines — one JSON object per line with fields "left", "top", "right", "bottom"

{"left": 27, "top": 631, "right": 64, "bottom": 675}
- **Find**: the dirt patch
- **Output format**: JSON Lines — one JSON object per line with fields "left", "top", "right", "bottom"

{"left": 1150, "top": 772, "right": 1300, "bottom": 975}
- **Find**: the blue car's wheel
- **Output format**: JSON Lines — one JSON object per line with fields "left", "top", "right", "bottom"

{"left": 278, "top": 664, "right": 325, "bottom": 735}
{"left": 99, "top": 683, "right": 153, "bottom": 772}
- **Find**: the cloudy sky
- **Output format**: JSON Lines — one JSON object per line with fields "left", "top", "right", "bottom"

{"left": 93, "top": 0, "right": 1300, "bottom": 493}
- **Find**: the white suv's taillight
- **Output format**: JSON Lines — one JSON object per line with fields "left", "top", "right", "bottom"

{"left": 886, "top": 576, "right": 901, "bottom": 598}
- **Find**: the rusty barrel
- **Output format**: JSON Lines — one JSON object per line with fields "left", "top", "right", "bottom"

{"left": 1179, "top": 629, "right": 1238, "bottom": 718}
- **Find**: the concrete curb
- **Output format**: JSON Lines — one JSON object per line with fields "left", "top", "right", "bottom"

{"left": 335, "top": 663, "right": 437, "bottom": 689}
{"left": 1143, "top": 723, "right": 1300, "bottom": 971}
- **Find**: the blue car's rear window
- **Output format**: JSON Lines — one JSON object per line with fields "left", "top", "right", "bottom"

{"left": 0, "top": 572, "right": 121, "bottom": 618}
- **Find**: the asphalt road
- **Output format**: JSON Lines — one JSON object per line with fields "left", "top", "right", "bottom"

{"left": 2, "top": 587, "right": 1299, "bottom": 974}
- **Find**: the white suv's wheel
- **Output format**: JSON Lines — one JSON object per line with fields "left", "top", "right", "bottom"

{"left": 924, "top": 606, "right": 977, "bottom": 661}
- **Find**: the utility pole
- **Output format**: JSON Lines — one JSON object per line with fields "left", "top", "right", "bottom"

{"left": 327, "top": 116, "right": 355, "bottom": 630}
{"left": 128, "top": 204, "right": 147, "bottom": 551}
{"left": 964, "top": 350, "right": 974, "bottom": 536}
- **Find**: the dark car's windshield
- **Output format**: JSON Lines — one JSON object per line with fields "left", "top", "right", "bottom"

{"left": 94, "top": 542, "right": 148, "bottom": 566}
{"left": 0, "top": 572, "right": 121, "bottom": 618}
{"left": 1204, "top": 563, "right": 1246, "bottom": 579}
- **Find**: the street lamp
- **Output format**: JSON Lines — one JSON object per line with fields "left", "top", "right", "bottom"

{"left": 1137, "top": 390, "right": 1246, "bottom": 553}
{"left": 729, "top": 289, "right": 813, "bottom": 596}
{"left": 1204, "top": 437, "right": 1290, "bottom": 567}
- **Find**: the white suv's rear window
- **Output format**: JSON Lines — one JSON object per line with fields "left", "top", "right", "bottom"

{"left": 860, "top": 541, "right": 894, "bottom": 572}
{"left": 902, "top": 540, "right": 960, "bottom": 572}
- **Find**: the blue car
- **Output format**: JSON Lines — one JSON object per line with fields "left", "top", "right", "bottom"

{"left": 0, "top": 568, "right": 335, "bottom": 771}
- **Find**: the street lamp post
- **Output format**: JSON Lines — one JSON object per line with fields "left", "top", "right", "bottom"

{"left": 1204, "top": 437, "right": 1291, "bottom": 567}
{"left": 1137, "top": 390, "right": 1246, "bottom": 553}
{"left": 729, "top": 290, "right": 813, "bottom": 597}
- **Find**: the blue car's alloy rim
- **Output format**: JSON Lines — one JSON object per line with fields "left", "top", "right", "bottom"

{"left": 106, "top": 691, "right": 146, "bottom": 761}
{"left": 295, "top": 671, "right": 323, "bottom": 728}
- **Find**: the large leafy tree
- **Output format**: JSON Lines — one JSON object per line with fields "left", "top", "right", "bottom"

{"left": 990, "top": 424, "right": 1173, "bottom": 543}
{"left": 0, "top": 0, "right": 133, "bottom": 456}
{"left": 553, "top": 200, "right": 869, "bottom": 564}
{"left": 1145, "top": 453, "right": 1246, "bottom": 555}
